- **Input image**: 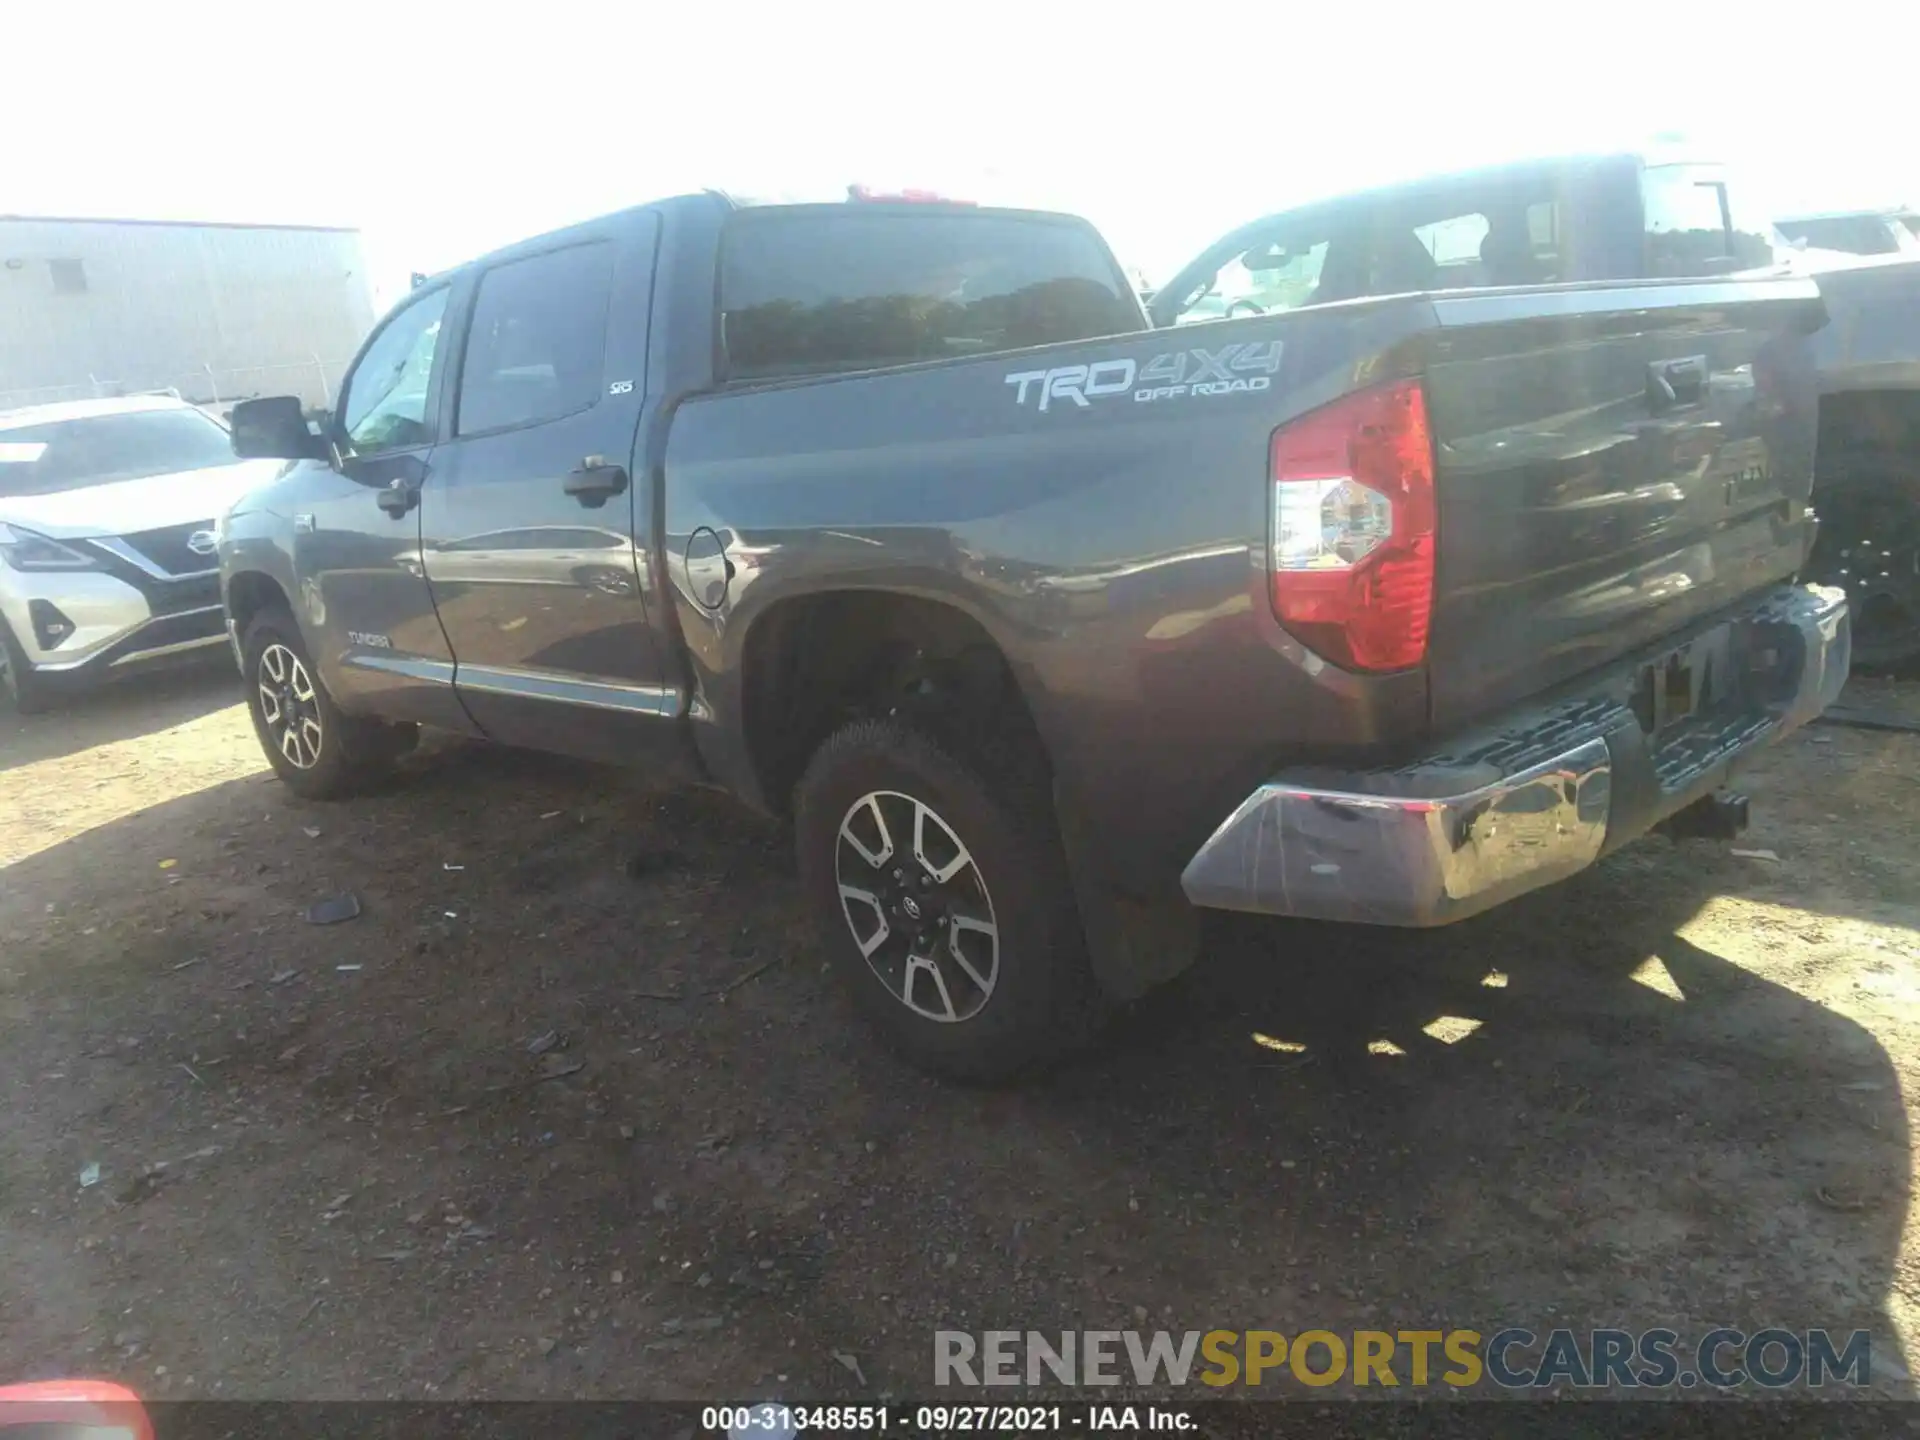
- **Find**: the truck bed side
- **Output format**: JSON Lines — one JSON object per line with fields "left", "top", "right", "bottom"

{"left": 663, "top": 301, "right": 1434, "bottom": 897}
{"left": 662, "top": 275, "right": 1826, "bottom": 902}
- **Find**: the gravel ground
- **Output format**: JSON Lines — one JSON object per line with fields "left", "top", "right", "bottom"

{"left": 2, "top": 666, "right": 1918, "bottom": 1405}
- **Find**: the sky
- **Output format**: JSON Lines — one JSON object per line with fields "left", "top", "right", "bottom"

{"left": 4, "top": 0, "right": 1914, "bottom": 313}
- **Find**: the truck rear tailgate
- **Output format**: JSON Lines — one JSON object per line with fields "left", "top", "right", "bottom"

{"left": 1421, "top": 278, "right": 1827, "bottom": 730}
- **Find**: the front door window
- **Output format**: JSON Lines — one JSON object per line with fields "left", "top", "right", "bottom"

{"left": 340, "top": 288, "right": 450, "bottom": 454}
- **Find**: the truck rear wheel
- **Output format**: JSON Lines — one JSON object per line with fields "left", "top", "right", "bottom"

{"left": 794, "top": 716, "right": 1097, "bottom": 1083}
{"left": 242, "top": 606, "right": 415, "bottom": 800}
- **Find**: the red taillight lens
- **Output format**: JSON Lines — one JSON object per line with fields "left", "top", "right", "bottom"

{"left": 1268, "top": 378, "right": 1436, "bottom": 672}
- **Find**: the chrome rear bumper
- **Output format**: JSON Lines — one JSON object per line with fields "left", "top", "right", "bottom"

{"left": 1180, "top": 583, "right": 1850, "bottom": 926}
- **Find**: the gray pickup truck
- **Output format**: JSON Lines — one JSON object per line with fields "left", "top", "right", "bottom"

{"left": 219, "top": 188, "right": 1849, "bottom": 1081}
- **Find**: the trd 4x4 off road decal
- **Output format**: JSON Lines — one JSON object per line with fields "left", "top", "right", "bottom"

{"left": 1006, "top": 340, "right": 1283, "bottom": 411}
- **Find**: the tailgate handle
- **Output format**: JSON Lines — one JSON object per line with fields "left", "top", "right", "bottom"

{"left": 1648, "top": 355, "right": 1708, "bottom": 413}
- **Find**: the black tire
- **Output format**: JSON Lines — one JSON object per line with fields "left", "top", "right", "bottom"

{"left": 241, "top": 606, "right": 415, "bottom": 799}
{"left": 0, "top": 615, "right": 52, "bottom": 716}
{"left": 1806, "top": 461, "right": 1920, "bottom": 670}
{"left": 794, "top": 716, "right": 1098, "bottom": 1084}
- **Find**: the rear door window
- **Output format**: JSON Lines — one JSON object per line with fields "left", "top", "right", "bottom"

{"left": 455, "top": 243, "right": 614, "bottom": 435}
{"left": 719, "top": 209, "right": 1141, "bottom": 381}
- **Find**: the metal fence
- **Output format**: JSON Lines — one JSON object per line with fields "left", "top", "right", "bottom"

{"left": 0, "top": 355, "right": 352, "bottom": 415}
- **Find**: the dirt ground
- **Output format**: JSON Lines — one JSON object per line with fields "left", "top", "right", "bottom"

{"left": 2, "top": 662, "right": 1919, "bottom": 1404}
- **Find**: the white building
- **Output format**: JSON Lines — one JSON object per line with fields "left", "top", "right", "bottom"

{"left": 0, "top": 216, "right": 377, "bottom": 413}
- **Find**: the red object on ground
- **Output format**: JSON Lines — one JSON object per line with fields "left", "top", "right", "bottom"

{"left": 0, "top": 1380, "right": 153, "bottom": 1440}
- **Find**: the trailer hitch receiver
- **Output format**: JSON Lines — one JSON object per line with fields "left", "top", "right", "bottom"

{"left": 1655, "top": 790, "right": 1751, "bottom": 841}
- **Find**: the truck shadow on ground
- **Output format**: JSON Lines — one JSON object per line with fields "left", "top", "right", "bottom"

{"left": 1030, "top": 870, "right": 1911, "bottom": 1394}
{"left": 0, "top": 730, "right": 1908, "bottom": 1400}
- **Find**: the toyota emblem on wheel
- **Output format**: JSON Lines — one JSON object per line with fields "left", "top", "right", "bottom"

{"left": 257, "top": 643, "right": 324, "bottom": 769}
{"left": 834, "top": 790, "right": 999, "bottom": 1024}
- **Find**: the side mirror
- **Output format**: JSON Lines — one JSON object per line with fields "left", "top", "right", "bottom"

{"left": 230, "top": 396, "right": 328, "bottom": 461}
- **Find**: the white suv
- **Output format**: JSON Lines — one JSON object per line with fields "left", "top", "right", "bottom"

{"left": 0, "top": 396, "right": 276, "bottom": 713}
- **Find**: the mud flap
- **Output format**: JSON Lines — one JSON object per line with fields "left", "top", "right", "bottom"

{"left": 1053, "top": 776, "right": 1201, "bottom": 1003}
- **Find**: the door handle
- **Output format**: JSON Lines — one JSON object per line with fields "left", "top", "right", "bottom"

{"left": 1647, "top": 356, "right": 1708, "bottom": 414}
{"left": 564, "top": 457, "right": 628, "bottom": 509}
{"left": 376, "top": 477, "right": 419, "bottom": 518}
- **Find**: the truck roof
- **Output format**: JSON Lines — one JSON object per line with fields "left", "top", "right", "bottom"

{"left": 411, "top": 190, "right": 1106, "bottom": 292}
{"left": 0, "top": 394, "right": 193, "bottom": 431}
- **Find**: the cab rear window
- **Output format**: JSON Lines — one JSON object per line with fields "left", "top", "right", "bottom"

{"left": 719, "top": 209, "right": 1142, "bottom": 382}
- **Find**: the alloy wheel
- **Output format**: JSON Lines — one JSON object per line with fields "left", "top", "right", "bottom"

{"left": 834, "top": 789, "right": 999, "bottom": 1023}
{"left": 258, "top": 643, "right": 324, "bottom": 769}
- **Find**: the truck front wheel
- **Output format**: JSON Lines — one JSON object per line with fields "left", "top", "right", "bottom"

{"left": 241, "top": 607, "right": 415, "bottom": 799}
{"left": 794, "top": 717, "right": 1097, "bottom": 1083}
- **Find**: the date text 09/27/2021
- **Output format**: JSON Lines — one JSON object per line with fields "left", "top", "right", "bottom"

{"left": 704, "top": 1404, "right": 1193, "bottom": 1434}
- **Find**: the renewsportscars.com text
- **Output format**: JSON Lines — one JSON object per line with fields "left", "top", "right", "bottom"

{"left": 934, "top": 1327, "right": 1874, "bottom": 1391}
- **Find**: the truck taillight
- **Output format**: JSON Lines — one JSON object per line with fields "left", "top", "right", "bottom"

{"left": 1268, "top": 378, "right": 1436, "bottom": 672}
